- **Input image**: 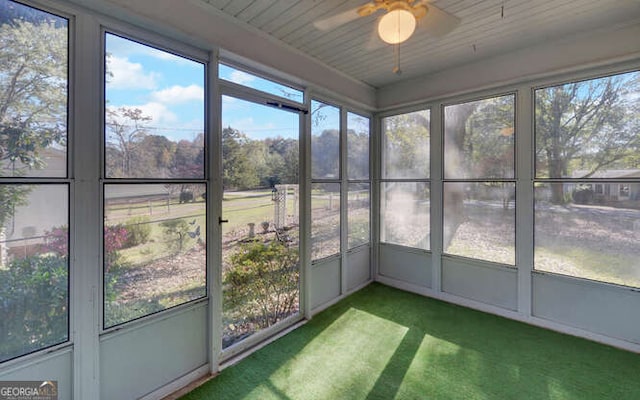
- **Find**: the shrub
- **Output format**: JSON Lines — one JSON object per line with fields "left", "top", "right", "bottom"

{"left": 573, "top": 185, "right": 594, "bottom": 204}
{"left": 104, "top": 224, "right": 128, "bottom": 273}
{"left": 0, "top": 254, "right": 68, "bottom": 363}
{"left": 124, "top": 216, "right": 151, "bottom": 248}
{"left": 44, "top": 225, "right": 68, "bottom": 256}
{"left": 160, "top": 218, "right": 191, "bottom": 254}
{"left": 224, "top": 241, "right": 299, "bottom": 331}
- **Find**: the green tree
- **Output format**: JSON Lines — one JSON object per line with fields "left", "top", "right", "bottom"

{"left": 138, "top": 134, "right": 176, "bottom": 177}
{"left": 383, "top": 111, "right": 430, "bottom": 177}
{"left": 160, "top": 218, "right": 190, "bottom": 254}
{"left": 105, "top": 107, "right": 151, "bottom": 177}
{"left": 536, "top": 73, "right": 640, "bottom": 203}
{"left": 172, "top": 134, "right": 203, "bottom": 178}
{"left": 222, "top": 126, "right": 258, "bottom": 189}
{"left": 347, "top": 128, "right": 369, "bottom": 179}
{"left": 311, "top": 129, "right": 339, "bottom": 178}
{"left": 458, "top": 96, "right": 514, "bottom": 178}
{"left": 0, "top": 18, "right": 67, "bottom": 177}
{"left": 265, "top": 137, "right": 298, "bottom": 184}
{"left": 0, "top": 184, "right": 29, "bottom": 231}
{"left": 0, "top": 7, "right": 67, "bottom": 231}
{"left": 443, "top": 103, "right": 478, "bottom": 249}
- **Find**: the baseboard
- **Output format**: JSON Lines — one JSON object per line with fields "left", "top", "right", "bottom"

{"left": 219, "top": 319, "right": 307, "bottom": 370}
{"left": 311, "top": 280, "right": 373, "bottom": 316}
{"left": 141, "top": 364, "right": 210, "bottom": 400}
{"left": 376, "top": 275, "right": 640, "bottom": 354}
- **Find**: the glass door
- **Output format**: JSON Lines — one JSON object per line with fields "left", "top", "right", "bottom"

{"left": 221, "top": 95, "right": 301, "bottom": 349}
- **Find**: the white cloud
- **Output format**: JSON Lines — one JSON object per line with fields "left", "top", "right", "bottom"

{"left": 106, "top": 102, "right": 177, "bottom": 127}
{"left": 229, "top": 70, "right": 255, "bottom": 85}
{"left": 106, "top": 103, "right": 207, "bottom": 142}
{"left": 106, "top": 56, "right": 159, "bottom": 90}
{"left": 150, "top": 50, "right": 193, "bottom": 64}
{"left": 225, "top": 117, "right": 284, "bottom": 139}
{"left": 151, "top": 85, "right": 204, "bottom": 104}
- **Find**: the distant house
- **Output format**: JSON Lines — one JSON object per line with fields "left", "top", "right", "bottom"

{"left": 565, "top": 169, "right": 640, "bottom": 201}
{"left": 1, "top": 147, "right": 67, "bottom": 262}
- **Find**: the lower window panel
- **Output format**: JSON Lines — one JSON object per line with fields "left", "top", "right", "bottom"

{"left": 0, "top": 184, "right": 69, "bottom": 363}
{"left": 103, "top": 184, "right": 206, "bottom": 328}
{"left": 380, "top": 182, "right": 430, "bottom": 250}
{"left": 535, "top": 182, "right": 640, "bottom": 288}
{"left": 443, "top": 182, "right": 515, "bottom": 265}
{"left": 311, "top": 183, "right": 341, "bottom": 261}
{"left": 348, "top": 183, "right": 370, "bottom": 249}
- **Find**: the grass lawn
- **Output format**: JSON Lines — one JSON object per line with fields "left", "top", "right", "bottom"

{"left": 535, "top": 246, "right": 640, "bottom": 288}
{"left": 223, "top": 190, "right": 298, "bottom": 236}
{"left": 179, "top": 283, "right": 640, "bottom": 400}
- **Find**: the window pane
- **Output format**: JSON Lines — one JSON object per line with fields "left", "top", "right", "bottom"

{"left": 221, "top": 95, "right": 299, "bottom": 190}
{"left": 219, "top": 63, "right": 304, "bottom": 103}
{"left": 444, "top": 95, "right": 515, "bottom": 179}
{"left": 535, "top": 71, "right": 640, "bottom": 180}
{"left": 311, "top": 100, "right": 340, "bottom": 179}
{"left": 348, "top": 183, "right": 370, "bottom": 249}
{"left": 443, "top": 182, "right": 515, "bottom": 265}
{"left": 347, "top": 112, "right": 369, "bottom": 180}
{"left": 382, "top": 110, "right": 430, "bottom": 179}
{"left": 311, "top": 183, "right": 340, "bottom": 261}
{"left": 0, "top": 1, "right": 68, "bottom": 178}
{"left": 535, "top": 182, "right": 640, "bottom": 288}
{"left": 104, "top": 184, "right": 206, "bottom": 327}
{"left": 0, "top": 184, "right": 68, "bottom": 362}
{"left": 380, "top": 182, "right": 430, "bottom": 250}
{"left": 221, "top": 96, "right": 300, "bottom": 348}
{"left": 105, "top": 34, "right": 205, "bottom": 179}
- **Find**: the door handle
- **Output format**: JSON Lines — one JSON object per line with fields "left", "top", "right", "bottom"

{"left": 218, "top": 217, "right": 229, "bottom": 224}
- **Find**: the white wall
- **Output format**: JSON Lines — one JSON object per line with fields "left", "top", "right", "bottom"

{"left": 377, "top": 20, "right": 640, "bottom": 110}
{"left": 67, "top": 0, "right": 377, "bottom": 111}
{"left": 2, "top": 1, "right": 639, "bottom": 399}
{"left": 375, "top": 18, "right": 640, "bottom": 353}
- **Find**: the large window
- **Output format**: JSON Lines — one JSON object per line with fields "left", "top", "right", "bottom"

{"left": 103, "top": 33, "right": 206, "bottom": 328}
{"left": 443, "top": 95, "right": 516, "bottom": 265}
{"left": 219, "top": 63, "right": 304, "bottom": 103}
{"left": 311, "top": 100, "right": 341, "bottom": 261}
{"left": 347, "top": 112, "right": 370, "bottom": 249}
{"left": 220, "top": 94, "right": 300, "bottom": 348}
{"left": 380, "top": 110, "right": 430, "bottom": 250}
{"left": 0, "top": 1, "right": 69, "bottom": 363}
{"left": 534, "top": 70, "right": 640, "bottom": 288}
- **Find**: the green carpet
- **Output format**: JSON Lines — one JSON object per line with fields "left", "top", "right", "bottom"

{"left": 180, "top": 283, "right": 640, "bottom": 400}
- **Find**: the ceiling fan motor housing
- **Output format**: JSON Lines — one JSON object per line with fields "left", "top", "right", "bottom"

{"left": 357, "top": 0, "right": 428, "bottom": 20}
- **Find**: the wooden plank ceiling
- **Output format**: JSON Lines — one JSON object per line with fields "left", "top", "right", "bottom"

{"left": 200, "top": 0, "right": 640, "bottom": 88}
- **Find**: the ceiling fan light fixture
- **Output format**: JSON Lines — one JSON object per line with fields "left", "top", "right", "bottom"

{"left": 378, "top": 8, "right": 416, "bottom": 44}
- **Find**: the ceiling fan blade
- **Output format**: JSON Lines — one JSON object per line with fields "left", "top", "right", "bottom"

{"left": 313, "top": 7, "right": 362, "bottom": 31}
{"left": 419, "top": 3, "right": 461, "bottom": 37}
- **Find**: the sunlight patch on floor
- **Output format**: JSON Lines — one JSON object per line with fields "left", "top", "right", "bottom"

{"left": 246, "top": 308, "right": 408, "bottom": 400}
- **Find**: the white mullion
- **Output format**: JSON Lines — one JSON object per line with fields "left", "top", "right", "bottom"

{"left": 301, "top": 89, "right": 312, "bottom": 319}
{"left": 371, "top": 114, "right": 380, "bottom": 280}
{"left": 430, "top": 104, "right": 443, "bottom": 293}
{"left": 73, "top": 11, "right": 102, "bottom": 400}
{"left": 208, "top": 49, "right": 222, "bottom": 373}
{"left": 340, "top": 108, "right": 348, "bottom": 295}
{"left": 516, "top": 85, "right": 534, "bottom": 316}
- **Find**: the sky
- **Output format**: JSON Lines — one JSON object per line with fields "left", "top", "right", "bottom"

{"left": 105, "top": 34, "right": 370, "bottom": 143}
{"left": 106, "top": 34, "right": 205, "bottom": 142}
{"left": 106, "top": 34, "right": 301, "bottom": 142}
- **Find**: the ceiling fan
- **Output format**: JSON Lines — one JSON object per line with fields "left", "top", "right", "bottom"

{"left": 314, "top": 0, "right": 461, "bottom": 45}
